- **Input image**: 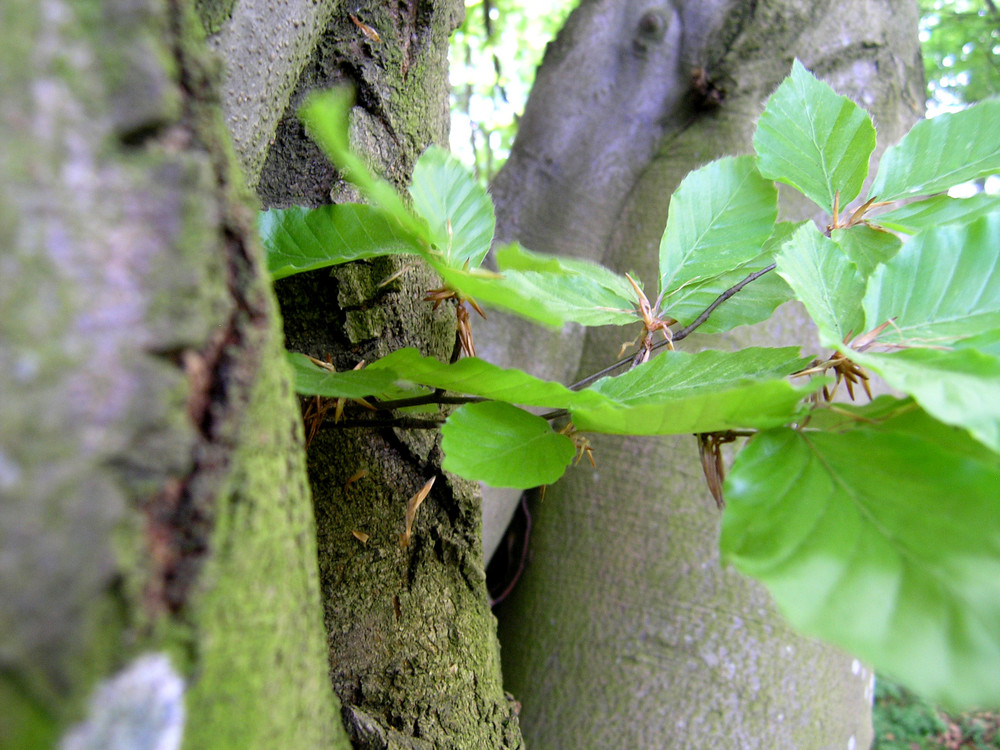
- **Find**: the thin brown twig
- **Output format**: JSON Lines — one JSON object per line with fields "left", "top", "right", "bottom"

{"left": 322, "top": 263, "right": 778, "bottom": 430}
{"left": 370, "top": 393, "right": 485, "bottom": 410}
{"left": 569, "top": 264, "right": 778, "bottom": 392}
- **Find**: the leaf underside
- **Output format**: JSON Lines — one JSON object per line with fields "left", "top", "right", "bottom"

{"left": 722, "top": 413, "right": 1000, "bottom": 709}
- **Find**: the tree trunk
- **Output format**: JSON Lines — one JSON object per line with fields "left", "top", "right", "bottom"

{"left": 2, "top": 0, "right": 929, "bottom": 746}
{"left": 216, "top": 0, "right": 524, "bottom": 746}
{"left": 1, "top": 1, "right": 347, "bottom": 748}
{"left": 485, "top": 0, "right": 925, "bottom": 747}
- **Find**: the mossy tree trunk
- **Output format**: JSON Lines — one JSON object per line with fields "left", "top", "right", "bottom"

{"left": 1, "top": 0, "right": 347, "bottom": 748}
{"left": 484, "top": 0, "right": 925, "bottom": 747}
{"left": 211, "top": 0, "right": 523, "bottom": 747}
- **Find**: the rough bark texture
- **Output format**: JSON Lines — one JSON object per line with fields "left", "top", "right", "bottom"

{"left": 213, "top": 0, "right": 523, "bottom": 746}
{"left": 486, "top": 0, "right": 925, "bottom": 747}
{"left": 0, "top": 0, "right": 346, "bottom": 748}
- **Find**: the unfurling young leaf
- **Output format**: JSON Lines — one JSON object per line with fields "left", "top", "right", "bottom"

{"left": 775, "top": 222, "right": 865, "bottom": 347}
{"left": 830, "top": 225, "right": 901, "bottom": 279}
{"left": 409, "top": 146, "right": 496, "bottom": 269}
{"left": 846, "top": 213, "right": 1000, "bottom": 452}
{"left": 287, "top": 352, "right": 403, "bottom": 399}
{"left": 571, "top": 347, "right": 822, "bottom": 435}
{"left": 754, "top": 60, "right": 876, "bottom": 214}
{"left": 848, "top": 347, "right": 1000, "bottom": 454}
{"left": 367, "top": 347, "right": 607, "bottom": 409}
{"left": 657, "top": 155, "right": 778, "bottom": 301}
{"left": 660, "top": 221, "right": 799, "bottom": 334}
{"left": 299, "top": 88, "right": 428, "bottom": 241}
{"left": 871, "top": 193, "right": 1000, "bottom": 235}
{"left": 860, "top": 212, "right": 1000, "bottom": 348}
{"left": 260, "top": 204, "right": 423, "bottom": 280}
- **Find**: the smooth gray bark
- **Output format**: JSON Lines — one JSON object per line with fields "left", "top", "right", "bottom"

{"left": 484, "top": 0, "right": 924, "bottom": 747}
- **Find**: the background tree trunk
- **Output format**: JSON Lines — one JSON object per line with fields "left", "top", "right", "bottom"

{"left": 485, "top": 0, "right": 925, "bottom": 747}
{"left": 0, "top": 1, "right": 347, "bottom": 748}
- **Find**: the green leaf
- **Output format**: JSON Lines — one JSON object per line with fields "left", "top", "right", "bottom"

{"left": 797, "top": 395, "right": 921, "bottom": 432}
{"left": 861, "top": 213, "right": 1000, "bottom": 346}
{"left": 432, "top": 262, "right": 635, "bottom": 328}
{"left": 493, "top": 243, "right": 638, "bottom": 325}
{"left": 260, "top": 204, "right": 423, "bottom": 280}
{"left": 850, "top": 347, "right": 1000, "bottom": 453}
{"left": 571, "top": 348, "right": 823, "bottom": 435}
{"left": 830, "top": 225, "right": 902, "bottom": 279}
{"left": 663, "top": 260, "right": 792, "bottom": 334}
{"left": 368, "top": 348, "right": 607, "bottom": 409}
{"left": 368, "top": 348, "right": 822, "bottom": 438}
{"left": 496, "top": 243, "right": 636, "bottom": 300}
{"left": 956, "top": 329, "right": 1000, "bottom": 358}
{"left": 754, "top": 60, "right": 876, "bottom": 213}
{"left": 441, "top": 402, "right": 576, "bottom": 488}
{"left": 660, "top": 222, "right": 800, "bottom": 334}
{"left": 299, "top": 89, "right": 428, "bottom": 241}
{"left": 775, "top": 222, "right": 865, "bottom": 347}
{"left": 658, "top": 155, "right": 778, "bottom": 297}
{"left": 721, "top": 415, "right": 1000, "bottom": 709}
{"left": 869, "top": 98, "right": 1000, "bottom": 202}
{"left": 431, "top": 250, "right": 637, "bottom": 329}
{"left": 409, "top": 146, "right": 495, "bottom": 269}
{"left": 287, "top": 353, "right": 405, "bottom": 398}
{"left": 871, "top": 193, "right": 1000, "bottom": 235}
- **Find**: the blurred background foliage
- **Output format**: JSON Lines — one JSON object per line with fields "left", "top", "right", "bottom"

{"left": 448, "top": 1, "right": 1000, "bottom": 746}
{"left": 449, "top": 0, "right": 575, "bottom": 181}
{"left": 920, "top": 0, "right": 1000, "bottom": 111}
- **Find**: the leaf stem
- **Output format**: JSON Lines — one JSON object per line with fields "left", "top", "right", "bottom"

{"left": 569, "top": 264, "right": 777, "bottom": 391}
{"left": 322, "top": 263, "right": 777, "bottom": 429}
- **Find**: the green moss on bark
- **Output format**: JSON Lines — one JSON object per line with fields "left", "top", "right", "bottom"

{"left": 194, "top": 0, "right": 237, "bottom": 34}
{"left": 182, "top": 324, "right": 346, "bottom": 749}
{"left": 1, "top": 0, "right": 349, "bottom": 747}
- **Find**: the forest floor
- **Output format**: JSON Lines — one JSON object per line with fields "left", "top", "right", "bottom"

{"left": 873, "top": 677, "right": 1000, "bottom": 749}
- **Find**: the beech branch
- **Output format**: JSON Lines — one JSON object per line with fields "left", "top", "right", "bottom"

{"left": 569, "top": 264, "right": 777, "bottom": 391}
{"left": 326, "top": 263, "right": 778, "bottom": 429}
